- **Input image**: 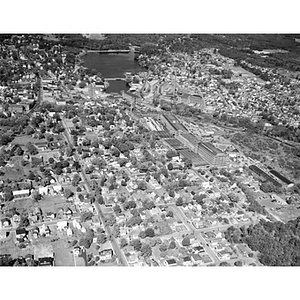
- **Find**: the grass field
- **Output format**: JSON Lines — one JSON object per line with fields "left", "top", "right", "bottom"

{"left": 12, "top": 135, "right": 47, "bottom": 146}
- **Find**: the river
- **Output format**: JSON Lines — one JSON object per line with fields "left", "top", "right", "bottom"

{"left": 81, "top": 51, "right": 144, "bottom": 93}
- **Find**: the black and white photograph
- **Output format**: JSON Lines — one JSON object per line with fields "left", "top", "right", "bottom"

{"left": 0, "top": 1, "right": 299, "bottom": 300}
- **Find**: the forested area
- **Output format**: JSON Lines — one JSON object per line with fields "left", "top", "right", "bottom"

{"left": 225, "top": 217, "right": 300, "bottom": 266}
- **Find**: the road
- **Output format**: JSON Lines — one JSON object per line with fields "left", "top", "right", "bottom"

{"left": 61, "top": 114, "right": 128, "bottom": 266}
{"left": 169, "top": 204, "right": 220, "bottom": 265}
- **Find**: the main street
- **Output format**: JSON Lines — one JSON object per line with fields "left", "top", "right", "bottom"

{"left": 61, "top": 114, "right": 128, "bottom": 266}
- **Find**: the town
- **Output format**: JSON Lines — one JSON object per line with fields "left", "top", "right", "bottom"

{"left": 1, "top": 34, "right": 300, "bottom": 267}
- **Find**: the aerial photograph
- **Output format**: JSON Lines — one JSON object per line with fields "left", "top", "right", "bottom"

{"left": 2, "top": 33, "right": 300, "bottom": 268}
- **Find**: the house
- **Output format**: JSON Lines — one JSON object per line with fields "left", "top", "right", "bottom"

{"left": 45, "top": 212, "right": 56, "bottom": 221}
{"left": 52, "top": 185, "right": 62, "bottom": 194}
{"left": 34, "top": 141, "right": 48, "bottom": 151}
{"left": 34, "top": 244, "right": 54, "bottom": 266}
{"left": 67, "top": 227, "right": 73, "bottom": 236}
{"left": 237, "top": 244, "right": 250, "bottom": 256}
{"left": 31, "top": 156, "right": 43, "bottom": 167}
{"left": 38, "top": 257, "right": 54, "bottom": 266}
{"left": 193, "top": 245, "right": 205, "bottom": 254}
{"left": 0, "top": 231, "right": 6, "bottom": 240}
{"left": 218, "top": 250, "right": 230, "bottom": 261}
{"left": 123, "top": 245, "right": 135, "bottom": 255}
{"left": 16, "top": 228, "right": 28, "bottom": 242}
{"left": 72, "top": 219, "right": 82, "bottom": 230}
{"left": 73, "top": 246, "right": 82, "bottom": 256}
{"left": 201, "top": 255, "right": 213, "bottom": 264}
{"left": 99, "top": 249, "right": 113, "bottom": 261}
{"left": 191, "top": 253, "right": 202, "bottom": 265}
{"left": 127, "top": 253, "right": 139, "bottom": 265}
{"left": 164, "top": 258, "right": 177, "bottom": 266}
{"left": 38, "top": 186, "right": 49, "bottom": 195}
{"left": 13, "top": 189, "right": 30, "bottom": 199}
{"left": 182, "top": 256, "right": 193, "bottom": 266}
{"left": 57, "top": 221, "right": 68, "bottom": 231}
{"left": 9, "top": 104, "right": 25, "bottom": 113}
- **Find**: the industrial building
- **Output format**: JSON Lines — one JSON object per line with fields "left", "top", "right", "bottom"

{"left": 159, "top": 113, "right": 188, "bottom": 135}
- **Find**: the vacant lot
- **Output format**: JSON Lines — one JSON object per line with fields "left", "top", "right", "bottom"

{"left": 12, "top": 135, "right": 46, "bottom": 146}
{"left": 39, "top": 195, "right": 72, "bottom": 213}
{"left": 54, "top": 239, "right": 79, "bottom": 266}
{"left": 271, "top": 206, "right": 300, "bottom": 223}
{"left": 4, "top": 197, "right": 34, "bottom": 216}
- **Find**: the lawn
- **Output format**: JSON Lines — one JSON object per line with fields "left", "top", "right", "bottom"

{"left": 38, "top": 195, "right": 73, "bottom": 213}
{"left": 4, "top": 197, "right": 34, "bottom": 215}
{"left": 1, "top": 161, "right": 25, "bottom": 181}
{"left": 271, "top": 206, "right": 300, "bottom": 223}
{"left": 155, "top": 221, "right": 172, "bottom": 236}
{"left": 54, "top": 239, "right": 81, "bottom": 266}
{"left": 12, "top": 135, "right": 46, "bottom": 146}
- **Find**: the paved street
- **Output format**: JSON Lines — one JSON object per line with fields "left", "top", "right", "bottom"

{"left": 61, "top": 113, "right": 127, "bottom": 266}
{"left": 169, "top": 204, "right": 220, "bottom": 265}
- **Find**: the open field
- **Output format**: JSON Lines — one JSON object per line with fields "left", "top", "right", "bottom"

{"left": 12, "top": 135, "right": 47, "bottom": 146}
{"left": 270, "top": 207, "right": 300, "bottom": 223}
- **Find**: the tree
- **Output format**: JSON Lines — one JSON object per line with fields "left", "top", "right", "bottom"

{"left": 169, "top": 240, "right": 177, "bottom": 249}
{"left": 120, "top": 238, "right": 128, "bottom": 248}
{"left": 28, "top": 170, "right": 36, "bottom": 180}
{"left": 79, "top": 229, "right": 94, "bottom": 249}
{"left": 178, "top": 179, "right": 188, "bottom": 188}
{"left": 111, "top": 147, "right": 120, "bottom": 157}
{"left": 113, "top": 204, "right": 122, "bottom": 214}
{"left": 166, "top": 210, "right": 174, "bottom": 218}
{"left": 26, "top": 142, "right": 38, "bottom": 155}
{"left": 72, "top": 174, "right": 81, "bottom": 186}
{"left": 140, "top": 243, "right": 152, "bottom": 257}
{"left": 143, "top": 201, "right": 155, "bottom": 210}
{"left": 123, "top": 200, "right": 137, "bottom": 210}
{"left": 234, "top": 260, "right": 243, "bottom": 266}
{"left": 194, "top": 194, "right": 206, "bottom": 204}
{"left": 167, "top": 162, "right": 173, "bottom": 171}
{"left": 139, "top": 230, "right": 147, "bottom": 239}
{"left": 184, "top": 159, "right": 193, "bottom": 169}
{"left": 166, "top": 150, "right": 177, "bottom": 160}
{"left": 80, "top": 211, "right": 94, "bottom": 222}
{"left": 64, "top": 189, "right": 74, "bottom": 199}
{"left": 219, "top": 261, "right": 231, "bottom": 266}
{"left": 97, "top": 233, "right": 107, "bottom": 244}
{"left": 91, "top": 140, "right": 99, "bottom": 148}
{"left": 78, "top": 81, "right": 87, "bottom": 89}
{"left": 32, "top": 191, "right": 42, "bottom": 202}
{"left": 96, "top": 194, "right": 104, "bottom": 204}
{"left": 159, "top": 243, "right": 168, "bottom": 252}
{"left": 19, "top": 216, "right": 29, "bottom": 228}
{"left": 145, "top": 228, "right": 155, "bottom": 238}
{"left": 182, "top": 236, "right": 190, "bottom": 247}
{"left": 176, "top": 197, "right": 183, "bottom": 206}
{"left": 105, "top": 214, "right": 116, "bottom": 227}
{"left": 138, "top": 177, "right": 149, "bottom": 189}
{"left": 130, "top": 239, "right": 142, "bottom": 252}
{"left": 4, "top": 190, "right": 13, "bottom": 202}
{"left": 169, "top": 190, "right": 175, "bottom": 198}
{"left": 48, "top": 157, "right": 55, "bottom": 165}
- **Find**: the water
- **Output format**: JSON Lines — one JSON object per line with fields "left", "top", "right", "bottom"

{"left": 82, "top": 52, "right": 144, "bottom": 93}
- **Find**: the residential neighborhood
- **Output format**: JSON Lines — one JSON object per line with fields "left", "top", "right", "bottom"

{"left": 1, "top": 34, "right": 300, "bottom": 267}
